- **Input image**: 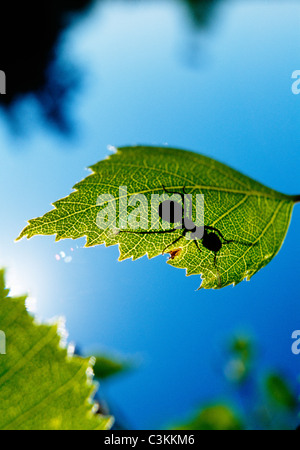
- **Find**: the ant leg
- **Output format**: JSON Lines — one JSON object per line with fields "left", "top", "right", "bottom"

{"left": 119, "top": 227, "right": 185, "bottom": 255}
{"left": 204, "top": 225, "right": 232, "bottom": 242}
{"left": 118, "top": 226, "right": 182, "bottom": 236}
{"left": 213, "top": 252, "right": 222, "bottom": 288}
{"left": 193, "top": 238, "right": 221, "bottom": 288}
{"left": 222, "top": 240, "right": 255, "bottom": 247}
{"left": 163, "top": 185, "right": 193, "bottom": 220}
{"left": 162, "top": 185, "right": 186, "bottom": 195}
{"left": 193, "top": 239, "right": 202, "bottom": 254}
{"left": 162, "top": 234, "right": 185, "bottom": 254}
{"left": 162, "top": 185, "right": 186, "bottom": 206}
{"left": 204, "top": 226, "right": 254, "bottom": 247}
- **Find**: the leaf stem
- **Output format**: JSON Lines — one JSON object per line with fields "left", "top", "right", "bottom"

{"left": 292, "top": 195, "right": 300, "bottom": 203}
{"left": 292, "top": 195, "right": 300, "bottom": 204}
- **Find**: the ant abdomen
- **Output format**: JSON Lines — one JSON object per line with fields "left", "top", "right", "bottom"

{"left": 202, "top": 231, "right": 222, "bottom": 253}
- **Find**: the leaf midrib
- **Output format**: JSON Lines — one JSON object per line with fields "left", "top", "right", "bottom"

{"left": 21, "top": 183, "right": 291, "bottom": 239}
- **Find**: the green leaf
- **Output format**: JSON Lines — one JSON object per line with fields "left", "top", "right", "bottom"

{"left": 17, "top": 146, "right": 298, "bottom": 289}
{"left": 0, "top": 270, "right": 113, "bottom": 430}
{"left": 93, "top": 354, "right": 132, "bottom": 380}
{"left": 224, "top": 336, "right": 254, "bottom": 384}
{"left": 172, "top": 404, "right": 244, "bottom": 430}
{"left": 264, "top": 373, "right": 297, "bottom": 411}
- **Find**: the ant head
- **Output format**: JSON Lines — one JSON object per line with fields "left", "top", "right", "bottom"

{"left": 159, "top": 200, "right": 183, "bottom": 224}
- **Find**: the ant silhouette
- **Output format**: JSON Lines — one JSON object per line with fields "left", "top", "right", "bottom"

{"left": 118, "top": 186, "right": 254, "bottom": 287}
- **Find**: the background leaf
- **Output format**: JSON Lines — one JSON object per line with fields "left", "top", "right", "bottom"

{"left": 0, "top": 270, "right": 113, "bottom": 430}
{"left": 170, "top": 333, "right": 299, "bottom": 430}
{"left": 264, "top": 373, "right": 297, "bottom": 411}
{"left": 17, "top": 146, "right": 298, "bottom": 289}
{"left": 93, "top": 354, "right": 132, "bottom": 380}
{"left": 172, "top": 404, "right": 244, "bottom": 430}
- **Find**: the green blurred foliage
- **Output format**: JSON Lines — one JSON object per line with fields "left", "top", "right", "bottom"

{"left": 93, "top": 354, "right": 132, "bottom": 380}
{"left": 174, "top": 404, "right": 243, "bottom": 431}
{"left": 171, "top": 334, "right": 299, "bottom": 430}
{"left": 179, "top": 0, "right": 220, "bottom": 28}
{"left": 224, "top": 335, "right": 254, "bottom": 384}
{"left": 265, "top": 373, "right": 297, "bottom": 411}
